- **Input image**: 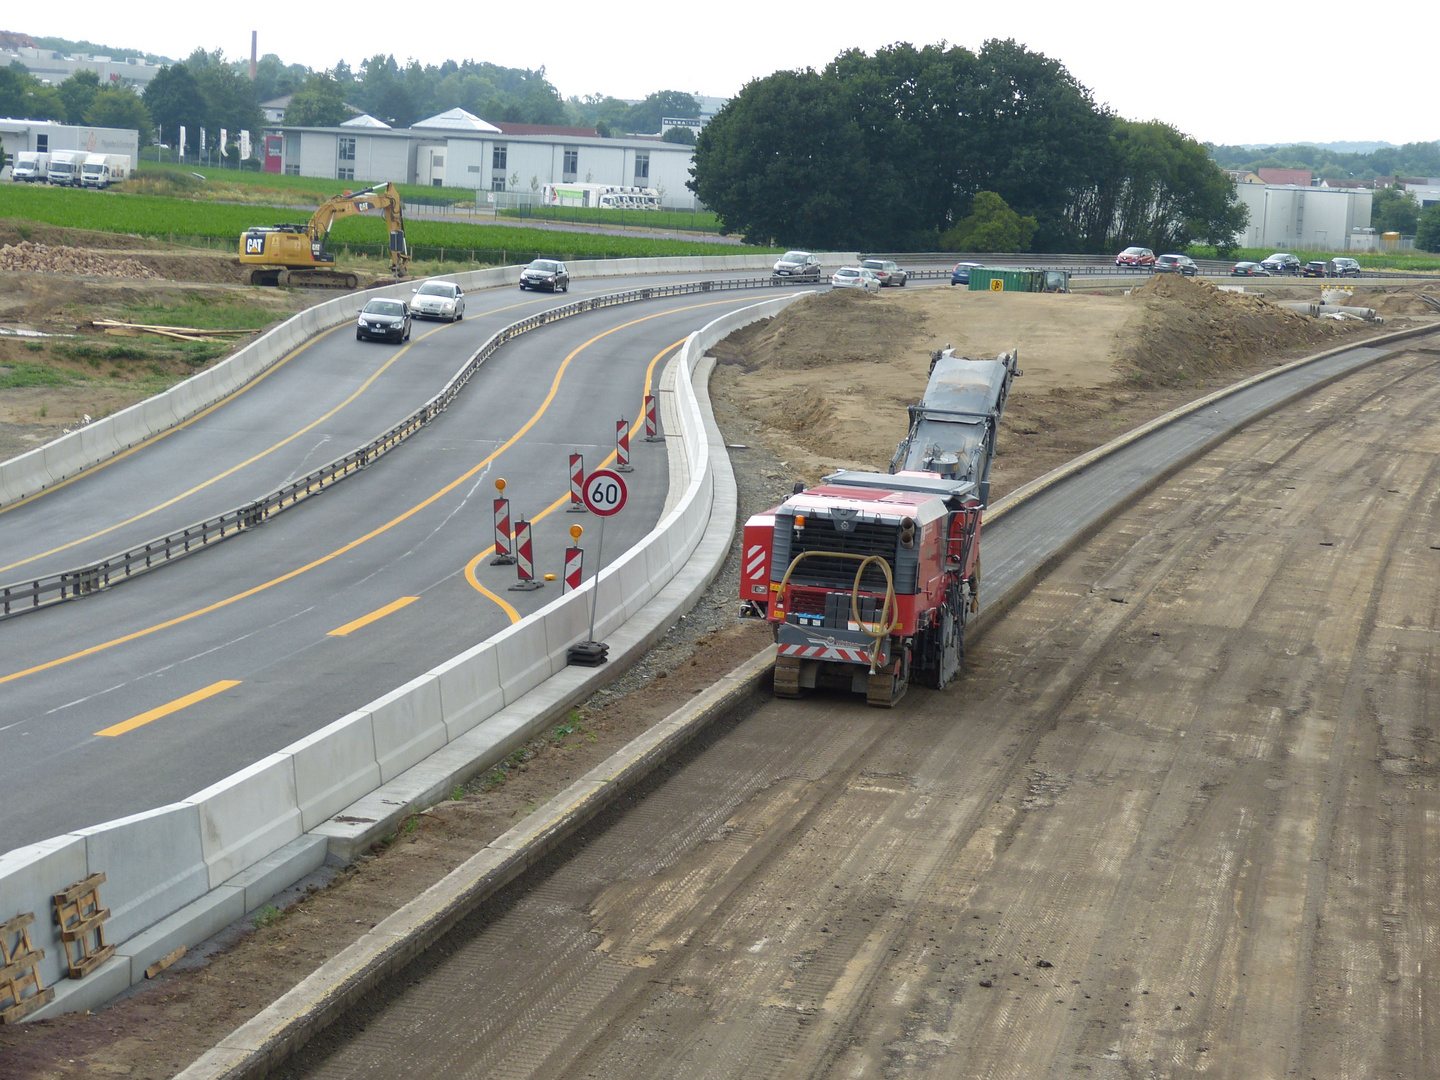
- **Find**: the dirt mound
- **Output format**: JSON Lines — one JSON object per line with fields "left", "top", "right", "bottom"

{"left": 0, "top": 241, "right": 162, "bottom": 280}
{"left": 709, "top": 289, "right": 923, "bottom": 372}
{"left": 1119, "top": 273, "right": 1368, "bottom": 386}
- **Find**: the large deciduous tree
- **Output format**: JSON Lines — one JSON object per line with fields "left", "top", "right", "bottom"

{"left": 1416, "top": 204, "right": 1440, "bottom": 253}
{"left": 285, "top": 73, "right": 349, "bottom": 127}
{"left": 0, "top": 62, "right": 66, "bottom": 122}
{"left": 941, "top": 191, "right": 1037, "bottom": 251}
{"left": 85, "top": 85, "right": 152, "bottom": 143}
{"left": 58, "top": 70, "right": 101, "bottom": 125}
{"left": 143, "top": 63, "right": 204, "bottom": 152}
{"left": 1371, "top": 185, "right": 1420, "bottom": 234}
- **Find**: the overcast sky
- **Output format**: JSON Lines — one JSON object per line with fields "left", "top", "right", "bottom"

{"left": 21, "top": 2, "right": 1436, "bottom": 147}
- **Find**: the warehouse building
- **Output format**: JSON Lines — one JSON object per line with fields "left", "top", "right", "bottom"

{"left": 0, "top": 118, "right": 139, "bottom": 169}
{"left": 270, "top": 108, "right": 699, "bottom": 208}
{"left": 1232, "top": 183, "right": 1373, "bottom": 251}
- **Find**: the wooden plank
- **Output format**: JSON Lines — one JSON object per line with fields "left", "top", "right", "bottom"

{"left": 0, "top": 948, "right": 44, "bottom": 985}
{"left": 57, "top": 908, "right": 110, "bottom": 942}
{"left": 52, "top": 873, "right": 106, "bottom": 906}
{"left": 144, "top": 947, "right": 186, "bottom": 979}
{"left": 66, "top": 943, "right": 114, "bottom": 979}
{"left": 0, "top": 912, "right": 35, "bottom": 939}
{"left": 0, "top": 986, "right": 54, "bottom": 1024}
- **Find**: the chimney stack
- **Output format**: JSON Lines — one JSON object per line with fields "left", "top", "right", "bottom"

{"left": 249, "top": 31, "right": 257, "bottom": 80}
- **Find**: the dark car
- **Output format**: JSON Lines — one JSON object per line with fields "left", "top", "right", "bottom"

{"left": 355, "top": 298, "right": 411, "bottom": 342}
{"left": 1230, "top": 262, "right": 1272, "bottom": 277}
{"left": 1154, "top": 254, "right": 1199, "bottom": 276}
{"left": 1115, "top": 246, "right": 1155, "bottom": 267}
{"left": 860, "top": 258, "right": 908, "bottom": 286}
{"left": 1302, "top": 260, "right": 1329, "bottom": 278}
{"left": 951, "top": 261, "right": 982, "bottom": 286}
{"left": 1330, "top": 257, "right": 1362, "bottom": 277}
{"left": 772, "top": 250, "right": 822, "bottom": 281}
{"left": 1260, "top": 252, "right": 1301, "bottom": 275}
{"left": 519, "top": 259, "right": 570, "bottom": 292}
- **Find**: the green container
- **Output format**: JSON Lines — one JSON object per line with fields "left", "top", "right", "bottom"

{"left": 967, "top": 267, "right": 1046, "bottom": 292}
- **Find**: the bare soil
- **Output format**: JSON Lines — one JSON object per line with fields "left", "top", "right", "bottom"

{"left": 1, "top": 266, "right": 1436, "bottom": 1079}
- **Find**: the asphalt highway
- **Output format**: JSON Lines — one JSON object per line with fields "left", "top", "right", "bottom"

{"left": 0, "top": 272, "right": 802, "bottom": 851}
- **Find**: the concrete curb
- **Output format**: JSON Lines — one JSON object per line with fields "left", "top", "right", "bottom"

{"left": 174, "top": 646, "right": 776, "bottom": 1080}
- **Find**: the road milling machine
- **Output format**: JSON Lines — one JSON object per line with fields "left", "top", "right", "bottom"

{"left": 239, "top": 182, "right": 410, "bottom": 288}
{"left": 741, "top": 348, "right": 1021, "bottom": 706}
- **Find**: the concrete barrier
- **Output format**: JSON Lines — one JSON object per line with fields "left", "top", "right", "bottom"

{"left": 75, "top": 804, "right": 208, "bottom": 943}
{"left": 434, "top": 643, "right": 504, "bottom": 740}
{"left": 290, "top": 712, "right": 381, "bottom": 832}
{"left": 188, "top": 754, "right": 301, "bottom": 889}
{"left": 0, "top": 835, "right": 87, "bottom": 989}
{"left": 369, "top": 675, "right": 447, "bottom": 783}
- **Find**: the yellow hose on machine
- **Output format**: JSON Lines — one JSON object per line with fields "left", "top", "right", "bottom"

{"left": 773, "top": 550, "right": 900, "bottom": 674}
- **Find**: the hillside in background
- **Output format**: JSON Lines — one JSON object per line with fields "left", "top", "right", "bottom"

{"left": 1209, "top": 140, "right": 1440, "bottom": 180}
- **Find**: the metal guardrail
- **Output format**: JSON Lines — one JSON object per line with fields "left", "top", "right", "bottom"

{"left": 0, "top": 274, "right": 812, "bottom": 620}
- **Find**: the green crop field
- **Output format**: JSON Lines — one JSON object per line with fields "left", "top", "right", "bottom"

{"left": 500, "top": 204, "right": 725, "bottom": 234}
{"left": 0, "top": 185, "right": 776, "bottom": 264}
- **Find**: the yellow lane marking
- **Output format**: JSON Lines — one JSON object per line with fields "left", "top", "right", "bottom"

{"left": 462, "top": 336, "right": 682, "bottom": 616}
{"left": 95, "top": 680, "right": 241, "bottom": 737}
{"left": 1, "top": 297, "right": 748, "bottom": 687}
{"left": 328, "top": 596, "right": 419, "bottom": 637}
{"left": 1, "top": 321, "right": 458, "bottom": 576}
{"left": 0, "top": 325, "right": 341, "bottom": 520}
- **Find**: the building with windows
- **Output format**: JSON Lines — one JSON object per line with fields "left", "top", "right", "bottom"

{"left": 0, "top": 118, "right": 139, "bottom": 169}
{"left": 271, "top": 107, "right": 699, "bottom": 207}
{"left": 0, "top": 44, "right": 164, "bottom": 87}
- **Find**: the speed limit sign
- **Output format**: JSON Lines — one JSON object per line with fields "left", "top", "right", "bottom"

{"left": 581, "top": 468, "right": 628, "bottom": 516}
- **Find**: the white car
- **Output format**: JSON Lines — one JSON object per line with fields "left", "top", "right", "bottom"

{"left": 831, "top": 266, "right": 882, "bottom": 293}
{"left": 408, "top": 280, "right": 466, "bottom": 321}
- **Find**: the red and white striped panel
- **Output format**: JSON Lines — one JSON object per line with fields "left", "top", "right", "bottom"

{"left": 745, "top": 544, "right": 767, "bottom": 581}
{"left": 778, "top": 642, "right": 874, "bottom": 664}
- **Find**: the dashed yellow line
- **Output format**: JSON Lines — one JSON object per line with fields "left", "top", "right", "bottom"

{"left": 328, "top": 596, "right": 419, "bottom": 636}
{"left": 95, "top": 680, "right": 241, "bottom": 737}
{"left": 1, "top": 296, "right": 747, "bottom": 687}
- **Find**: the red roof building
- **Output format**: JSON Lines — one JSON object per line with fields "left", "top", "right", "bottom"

{"left": 1258, "top": 168, "right": 1313, "bottom": 187}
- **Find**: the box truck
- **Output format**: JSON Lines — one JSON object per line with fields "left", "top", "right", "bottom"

{"left": 11, "top": 151, "right": 50, "bottom": 182}
{"left": 47, "top": 150, "right": 83, "bottom": 186}
{"left": 79, "top": 153, "right": 130, "bottom": 189}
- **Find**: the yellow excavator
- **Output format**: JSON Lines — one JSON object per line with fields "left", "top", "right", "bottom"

{"left": 239, "top": 182, "right": 410, "bottom": 288}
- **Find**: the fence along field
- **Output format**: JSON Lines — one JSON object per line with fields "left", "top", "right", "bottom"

{"left": 0, "top": 186, "right": 776, "bottom": 265}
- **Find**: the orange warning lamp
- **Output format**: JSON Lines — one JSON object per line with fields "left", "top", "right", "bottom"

{"left": 569, "top": 524, "right": 584, "bottom": 542}
{"left": 495, "top": 478, "right": 507, "bottom": 493}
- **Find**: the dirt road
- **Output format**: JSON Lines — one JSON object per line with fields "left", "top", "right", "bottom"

{"left": 274, "top": 342, "right": 1440, "bottom": 1079}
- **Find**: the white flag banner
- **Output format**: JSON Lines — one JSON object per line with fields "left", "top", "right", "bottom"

{"left": 220, "top": 129, "right": 227, "bottom": 158}
{"left": 178, "top": 125, "right": 186, "bottom": 162}
{"left": 200, "top": 128, "right": 206, "bottom": 154}
{"left": 239, "top": 130, "right": 251, "bottom": 161}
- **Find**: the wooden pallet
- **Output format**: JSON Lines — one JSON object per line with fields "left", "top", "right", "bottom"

{"left": 53, "top": 873, "right": 115, "bottom": 979}
{"left": 0, "top": 912, "right": 54, "bottom": 1023}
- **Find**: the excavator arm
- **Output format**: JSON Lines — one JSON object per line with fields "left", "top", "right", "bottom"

{"left": 307, "top": 182, "right": 411, "bottom": 276}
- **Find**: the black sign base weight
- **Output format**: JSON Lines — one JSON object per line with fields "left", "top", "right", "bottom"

{"left": 567, "top": 640, "right": 609, "bottom": 666}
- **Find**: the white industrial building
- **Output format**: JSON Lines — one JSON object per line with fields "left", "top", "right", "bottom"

{"left": 1232, "top": 183, "right": 1373, "bottom": 251}
{"left": 272, "top": 108, "right": 699, "bottom": 208}
{"left": 0, "top": 118, "right": 139, "bottom": 169}
{"left": 0, "top": 45, "right": 164, "bottom": 87}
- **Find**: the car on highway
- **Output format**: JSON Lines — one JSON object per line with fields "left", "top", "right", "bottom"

{"left": 1115, "top": 246, "right": 1155, "bottom": 267}
{"left": 1230, "top": 262, "right": 1272, "bottom": 277}
{"left": 1154, "top": 254, "right": 1199, "bottom": 276}
{"left": 1330, "top": 256, "right": 1362, "bottom": 277}
{"left": 831, "top": 266, "right": 882, "bottom": 293}
{"left": 859, "top": 258, "right": 908, "bottom": 286}
{"left": 519, "top": 259, "right": 570, "bottom": 292}
{"left": 1261, "top": 252, "right": 1301, "bottom": 275}
{"left": 355, "top": 298, "right": 412, "bottom": 342}
{"left": 772, "top": 250, "right": 822, "bottom": 281}
{"left": 1302, "top": 260, "right": 1330, "bottom": 278}
{"left": 408, "top": 279, "right": 466, "bottom": 321}
{"left": 951, "top": 261, "right": 982, "bottom": 286}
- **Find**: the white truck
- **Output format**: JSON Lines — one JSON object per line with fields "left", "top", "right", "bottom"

{"left": 46, "top": 150, "right": 83, "bottom": 187}
{"left": 79, "top": 153, "right": 129, "bottom": 189}
{"left": 540, "top": 182, "right": 660, "bottom": 210}
{"left": 11, "top": 151, "right": 50, "bottom": 182}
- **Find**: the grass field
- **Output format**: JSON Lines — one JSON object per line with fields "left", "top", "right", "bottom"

{"left": 500, "top": 204, "right": 725, "bottom": 234}
{"left": 0, "top": 184, "right": 776, "bottom": 264}
{"left": 131, "top": 162, "right": 479, "bottom": 208}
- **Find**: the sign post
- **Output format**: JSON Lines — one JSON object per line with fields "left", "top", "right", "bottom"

{"left": 568, "top": 468, "right": 628, "bottom": 666}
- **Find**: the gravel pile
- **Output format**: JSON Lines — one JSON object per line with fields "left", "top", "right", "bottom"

{"left": 0, "top": 241, "right": 161, "bottom": 279}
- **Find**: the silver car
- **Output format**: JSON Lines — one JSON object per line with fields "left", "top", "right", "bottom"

{"left": 860, "top": 258, "right": 907, "bottom": 286}
{"left": 772, "top": 250, "right": 822, "bottom": 281}
{"left": 408, "top": 280, "right": 466, "bottom": 321}
{"left": 831, "top": 266, "right": 882, "bottom": 293}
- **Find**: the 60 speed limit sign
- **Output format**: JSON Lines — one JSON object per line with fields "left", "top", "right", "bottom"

{"left": 581, "top": 468, "right": 628, "bottom": 516}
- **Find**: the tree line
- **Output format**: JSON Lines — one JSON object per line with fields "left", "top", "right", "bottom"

{"left": 690, "top": 40, "right": 1247, "bottom": 254}
{"left": 1209, "top": 141, "right": 1440, "bottom": 183}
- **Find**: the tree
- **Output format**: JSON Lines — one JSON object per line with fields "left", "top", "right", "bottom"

{"left": 0, "top": 62, "right": 66, "bottom": 121}
{"left": 941, "top": 191, "right": 1037, "bottom": 251}
{"left": 285, "top": 73, "right": 349, "bottom": 126}
{"left": 143, "top": 63, "right": 204, "bottom": 152}
{"left": 623, "top": 90, "right": 700, "bottom": 135}
{"left": 58, "top": 70, "right": 100, "bottom": 125}
{"left": 1371, "top": 185, "right": 1420, "bottom": 234}
{"left": 85, "top": 86, "right": 152, "bottom": 143}
{"left": 661, "top": 126, "right": 695, "bottom": 145}
{"left": 194, "top": 63, "right": 265, "bottom": 143}
{"left": 1416, "top": 203, "right": 1440, "bottom": 253}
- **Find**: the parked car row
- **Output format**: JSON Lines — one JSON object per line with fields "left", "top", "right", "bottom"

{"left": 1230, "top": 255, "right": 1363, "bottom": 278}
